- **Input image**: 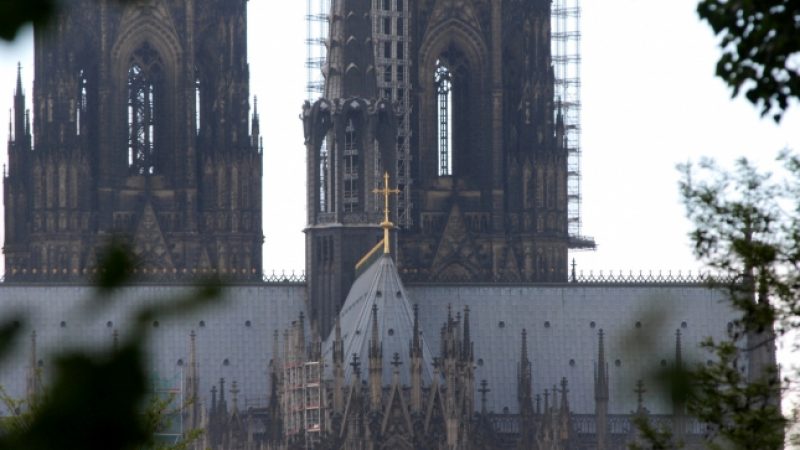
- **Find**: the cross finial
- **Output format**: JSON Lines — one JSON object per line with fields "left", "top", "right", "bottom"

{"left": 479, "top": 379, "right": 490, "bottom": 413}
{"left": 634, "top": 379, "right": 646, "bottom": 409}
{"left": 372, "top": 172, "right": 401, "bottom": 254}
{"left": 391, "top": 352, "right": 403, "bottom": 368}
{"left": 350, "top": 353, "right": 362, "bottom": 378}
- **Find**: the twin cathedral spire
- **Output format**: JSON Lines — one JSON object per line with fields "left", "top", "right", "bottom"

{"left": 4, "top": 0, "right": 263, "bottom": 281}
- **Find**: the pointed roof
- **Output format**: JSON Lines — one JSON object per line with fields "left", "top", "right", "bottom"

{"left": 324, "top": 255, "right": 435, "bottom": 386}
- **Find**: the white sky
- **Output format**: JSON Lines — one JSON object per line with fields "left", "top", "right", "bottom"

{"left": 0, "top": 0, "right": 798, "bottom": 277}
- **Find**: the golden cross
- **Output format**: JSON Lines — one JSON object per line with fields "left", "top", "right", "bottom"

{"left": 372, "top": 172, "right": 401, "bottom": 254}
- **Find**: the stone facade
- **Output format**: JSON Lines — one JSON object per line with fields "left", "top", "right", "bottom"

{"left": 0, "top": 0, "right": 776, "bottom": 449}
{"left": 304, "top": 0, "right": 569, "bottom": 337}
{"left": 4, "top": 0, "right": 263, "bottom": 282}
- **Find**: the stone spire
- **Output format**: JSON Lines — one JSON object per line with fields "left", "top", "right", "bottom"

{"left": 673, "top": 329, "right": 686, "bottom": 441}
{"left": 13, "top": 62, "right": 25, "bottom": 140}
{"left": 479, "top": 379, "right": 490, "bottom": 415}
{"left": 626, "top": 379, "right": 651, "bottom": 449}
{"left": 595, "top": 329, "right": 609, "bottom": 450}
{"left": 410, "top": 303, "right": 423, "bottom": 413}
{"left": 218, "top": 378, "right": 227, "bottom": 415}
{"left": 463, "top": 306, "right": 472, "bottom": 361}
{"left": 518, "top": 329, "right": 536, "bottom": 450}
{"left": 251, "top": 96, "right": 260, "bottom": 149}
{"left": 267, "top": 330, "right": 282, "bottom": 445}
{"left": 558, "top": 377, "right": 572, "bottom": 447}
{"left": 26, "top": 330, "right": 40, "bottom": 406}
{"left": 333, "top": 316, "right": 345, "bottom": 415}
{"left": 518, "top": 328, "right": 534, "bottom": 413}
{"left": 368, "top": 304, "right": 382, "bottom": 411}
{"left": 635, "top": 379, "right": 646, "bottom": 412}
{"left": 230, "top": 380, "right": 239, "bottom": 414}
{"left": 324, "top": 0, "right": 377, "bottom": 99}
{"left": 185, "top": 330, "right": 201, "bottom": 430}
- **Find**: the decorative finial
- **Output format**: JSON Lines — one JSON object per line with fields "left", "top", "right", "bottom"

{"left": 571, "top": 258, "right": 577, "bottom": 282}
{"left": 112, "top": 329, "right": 119, "bottom": 351}
{"left": 391, "top": 352, "right": 402, "bottom": 369}
{"left": 231, "top": 380, "right": 240, "bottom": 411}
{"left": 350, "top": 353, "right": 362, "bottom": 378}
{"left": 634, "top": 379, "right": 646, "bottom": 410}
{"left": 372, "top": 172, "right": 401, "bottom": 254}
{"left": 16, "top": 62, "right": 22, "bottom": 93}
{"left": 479, "top": 379, "right": 490, "bottom": 413}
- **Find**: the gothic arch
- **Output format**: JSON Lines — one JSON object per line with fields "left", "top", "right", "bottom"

{"left": 110, "top": 6, "right": 183, "bottom": 179}
{"left": 418, "top": 20, "right": 490, "bottom": 186}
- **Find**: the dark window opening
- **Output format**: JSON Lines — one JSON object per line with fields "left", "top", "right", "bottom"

{"left": 319, "top": 140, "right": 329, "bottom": 212}
{"left": 127, "top": 43, "right": 163, "bottom": 176}
{"left": 194, "top": 71, "right": 201, "bottom": 135}
{"left": 435, "top": 61, "right": 452, "bottom": 176}
{"left": 384, "top": 65, "right": 392, "bottom": 83}
{"left": 343, "top": 119, "right": 360, "bottom": 212}
{"left": 77, "top": 69, "right": 88, "bottom": 136}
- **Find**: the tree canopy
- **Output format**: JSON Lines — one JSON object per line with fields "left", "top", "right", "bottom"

{"left": 697, "top": 0, "right": 800, "bottom": 122}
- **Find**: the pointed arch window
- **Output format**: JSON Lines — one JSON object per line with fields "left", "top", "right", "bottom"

{"left": 194, "top": 68, "right": 201, "bottom": 135}
{"left": 435, "top": 61, "right": 452, "bottom": 176}
{"left": 76, "top": 69, "right": 88, "bottom": 136}
{"left": 343, "top": 119, "right": 360, "bottom": 212}
{"left": 127, "top": 44, "right": 163, "bottom": 175}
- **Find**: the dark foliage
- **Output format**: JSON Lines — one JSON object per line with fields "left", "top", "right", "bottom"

{"left": 0, "top": 242, "right": 221, "bottom": 450}
{"left": 697, "top": 0, "right": 800, "bottom": 122}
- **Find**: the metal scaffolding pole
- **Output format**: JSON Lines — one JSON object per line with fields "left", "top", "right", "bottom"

{"left": 552, "top": 0, "right": 594, "bottom": 249}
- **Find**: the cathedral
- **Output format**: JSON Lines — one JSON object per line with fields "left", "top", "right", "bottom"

{"left": 0, "top": 0, "right": 771, "bottom": 449}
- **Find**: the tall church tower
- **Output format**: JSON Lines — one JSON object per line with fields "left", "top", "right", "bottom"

{"left": 400, "top": 0, "right": 568, "bottom": 284}
{"left": 305, "top": 0, "right": 568, "bottom": 335}
{"left": 4, "top": 0, "right": 263, "bottom": 282}
{"left": 303, "top": 0, "right": 399, "bottom": 335}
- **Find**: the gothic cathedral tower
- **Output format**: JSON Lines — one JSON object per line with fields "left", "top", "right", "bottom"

{"left": 305, "top": 0, "right": 568, "bottom": 335}
{"left": 4, "top": 0, "right": 263, "bottom": 282}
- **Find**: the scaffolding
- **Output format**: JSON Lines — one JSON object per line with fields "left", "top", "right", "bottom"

{"left": 371, "top": 0, "right": 412, "bottom": 227}
{"left": 307, "top": 0, "right": 591, "bottom": 242}
{"left": 305, "top": 0, "right": 329, "bottom": 101}
{"left": 552, "top": 0, "right": 594, "bottom": 249}
{"left": 282, "top": 322, "right": 323, "bottom": 449}
{"left": 307, "top": 0, "right": 330, "bottom": 211}
{"left": 150, "top": 372, "right": 184, "bottom": 446}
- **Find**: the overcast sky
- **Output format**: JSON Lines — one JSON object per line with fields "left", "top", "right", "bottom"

{"left": 0, "top": 0, "right": 798, "bottom": 277}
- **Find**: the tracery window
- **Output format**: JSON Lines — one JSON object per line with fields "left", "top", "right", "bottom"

{"left": 195, "top": 73, "right": 201, "bottom": 135}
{"left": 343, "top": 119, "right": 360, "bottom": 212}
{"left": 435, "top": 61, "right": 452, "bottom": 176}
{"left": 76, "top": 69, "right": 88, "bottom": 136}
{"left": 127, "top": 43, "right": 163, "bottom": 175}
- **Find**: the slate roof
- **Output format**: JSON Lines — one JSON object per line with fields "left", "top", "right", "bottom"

{"left": 0, "top": 284, "right": 307, "bottom": 411}
{"left": 323, "top": 255, "right": 435, "bottom": 386}
{"left": 410, "top": 284, "right": 738, "bottom": 416}
{"left": 0, "top": 282, "right": 737, "bottom": 418}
